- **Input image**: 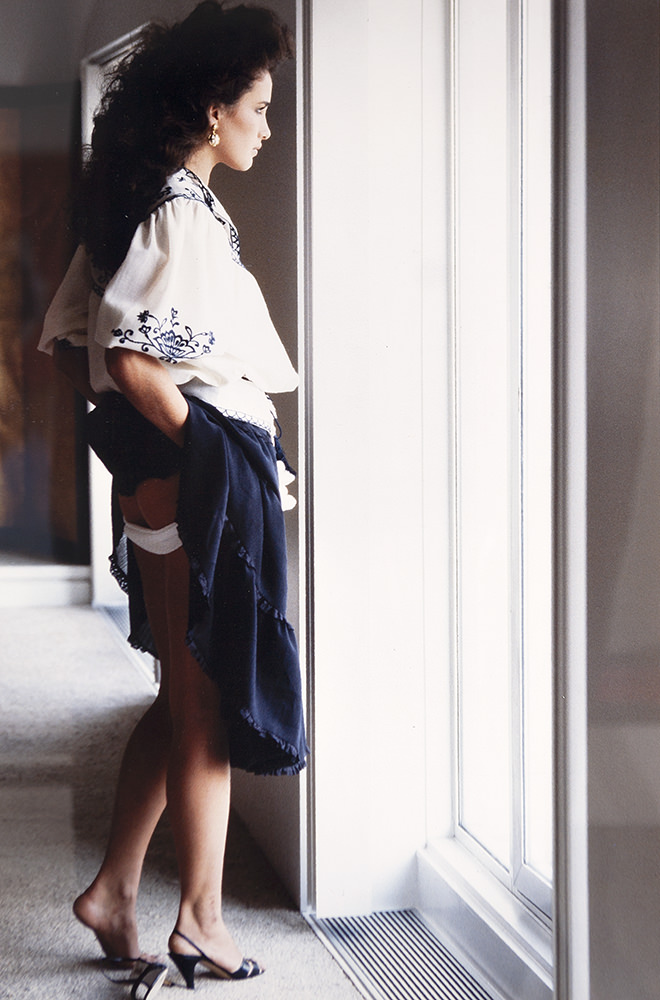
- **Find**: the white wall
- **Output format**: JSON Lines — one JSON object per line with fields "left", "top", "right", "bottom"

{"left": 307, "top": 0, "right": 434, "bottom": 916}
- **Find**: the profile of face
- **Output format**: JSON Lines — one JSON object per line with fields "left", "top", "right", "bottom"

{"left": 210, "top": 72, "right": 273, "bottom": 171}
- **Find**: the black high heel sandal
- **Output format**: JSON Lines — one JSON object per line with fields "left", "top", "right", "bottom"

{"left": 102, "top": 960, "right": 168, "bottom": 999}
{"left": 169, "top": 930, "right": 263, "bottom": 989}
{"left": 131, "top": 962, "right": 167, "bottom": 1000}
{"left": 131, "top": 962, "right": 168, "bottom": 1000}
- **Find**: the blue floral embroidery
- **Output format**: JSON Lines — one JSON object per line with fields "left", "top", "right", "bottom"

{"left": 112, "top": 307, "right": 215, "bottom": 362}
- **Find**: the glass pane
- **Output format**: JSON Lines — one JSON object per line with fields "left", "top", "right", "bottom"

{"left": 454, "top": 0, "right": 512, "bottom": 867}
{"left": 520, "top": 0, "right": 553, "bottom": 885}
{"left": 454, "top": 0, "right": 554, "bottom": 900}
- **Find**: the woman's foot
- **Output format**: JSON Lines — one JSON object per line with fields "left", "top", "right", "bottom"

{"left": 168, "top": 920, "right": 246, "bottom": 976}
{"left": 169, "top": 929, "right": 262, "bottom": 988}
{"left": 73, "top": 883, "right": 140, "bottom": 961}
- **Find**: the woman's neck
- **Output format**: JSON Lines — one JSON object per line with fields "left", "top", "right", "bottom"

{"left": 184, "top": 145, "right": 217, "bottom": 186}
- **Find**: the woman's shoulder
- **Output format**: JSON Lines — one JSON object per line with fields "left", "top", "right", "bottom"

{"left": 149, "top": 169, "right": 228, "bottom": 223}
{"left": 146, "top": 169, "right": 241, "bottom": 263}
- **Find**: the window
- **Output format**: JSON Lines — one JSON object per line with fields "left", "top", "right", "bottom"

{"left": 451, "top": 0, "right": 553, "bottom": 919}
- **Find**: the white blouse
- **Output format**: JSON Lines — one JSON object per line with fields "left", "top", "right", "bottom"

{"left": 39, "top": 169, "right": 298, "bottom": 433}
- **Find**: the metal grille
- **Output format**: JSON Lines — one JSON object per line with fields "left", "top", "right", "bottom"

{"left": 308, "top": 909, "right": 496, "bottom": 1000}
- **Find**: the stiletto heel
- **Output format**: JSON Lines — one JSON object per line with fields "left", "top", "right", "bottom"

{"left": 169, "top": 930, "right": 263, "bottom": 989}
{"left": 170, "top": 953, "right": 199, "bottom": 990}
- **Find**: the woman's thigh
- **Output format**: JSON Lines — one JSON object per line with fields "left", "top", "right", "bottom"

{"left": 118, "top": 474, "right": 223, "bottom": 741}
{"left": 119, "top": 473, "right": 180, "bottom": 529}
{"left": 118, "top": 474, "right": 181, "bottom": 677}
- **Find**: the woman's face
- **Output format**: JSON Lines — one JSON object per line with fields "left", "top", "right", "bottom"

{"left": 212, "top": 72, "right": 273, "bottom": 171}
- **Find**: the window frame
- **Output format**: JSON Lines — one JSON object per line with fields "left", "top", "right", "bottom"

{"left": 448, "top": 0, "right": 553, "bottom": 923}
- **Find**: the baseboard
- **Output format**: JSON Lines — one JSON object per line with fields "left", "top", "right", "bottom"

{"left": 0, "top": 564, "right": 91, "bottom": 607}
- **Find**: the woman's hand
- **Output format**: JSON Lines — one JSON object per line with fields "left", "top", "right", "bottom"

{"left": 105, "top": 347, "right": 189, "bottom": 447}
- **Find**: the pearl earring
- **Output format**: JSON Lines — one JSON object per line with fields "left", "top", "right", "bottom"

{"left": 208, "top": 122, "right": 219, "bottom": 147}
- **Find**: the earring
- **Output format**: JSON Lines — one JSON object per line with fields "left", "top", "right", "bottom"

{"left": 208, "top": 122, "right": 219, "bottom": 147}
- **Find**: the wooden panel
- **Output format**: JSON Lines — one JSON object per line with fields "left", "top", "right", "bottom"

{"left": 0, "top": 85, "right": 88, "bottom": 563}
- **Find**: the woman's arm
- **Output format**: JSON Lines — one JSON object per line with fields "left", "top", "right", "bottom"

{"left": 105, "top": 347, "right": 189, "bottom": 447}
{"left": 53, "top": 339, "right": 99, "bottom": 405}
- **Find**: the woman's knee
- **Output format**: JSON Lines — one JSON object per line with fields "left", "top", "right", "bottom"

{"left": 142, "top": 690, "right": 173, "bottom": 740}
{"left": 168, "top": 664, "right": 223, "bottom": 734}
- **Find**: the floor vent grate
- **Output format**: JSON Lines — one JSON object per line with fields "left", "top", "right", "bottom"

{"left": 308, "top": 909, "right": 496, "bottom": 1000}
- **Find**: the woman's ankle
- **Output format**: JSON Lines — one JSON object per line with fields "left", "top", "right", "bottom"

{"left": 80, "top": 869, "right": 139, "bottom": 906}
{"left": 170, "top": 908, "right": 242, "bottom": 969}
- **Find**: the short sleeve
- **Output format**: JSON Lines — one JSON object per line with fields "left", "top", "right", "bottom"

{"left": 38, "top": 245, "right": 92, "bottom": 355}
{"left": 96, "top": 197, "right": 234, "bottom": 364}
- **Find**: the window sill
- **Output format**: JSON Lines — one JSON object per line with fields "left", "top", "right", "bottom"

{"left": 416, "top": 839, "right": 553, "bottom": 1000}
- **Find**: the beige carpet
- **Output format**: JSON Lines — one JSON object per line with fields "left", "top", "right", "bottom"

{"left": 0, "top": 606, "right": 361, "bottom": 1000}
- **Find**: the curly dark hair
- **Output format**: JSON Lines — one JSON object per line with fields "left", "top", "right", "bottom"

{"left": 76, "top": 1, "right": 293, "bottom": 275}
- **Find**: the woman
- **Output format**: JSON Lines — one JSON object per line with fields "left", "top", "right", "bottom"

{"left": 39, "top": 2, "right": 306, "bottom": 993}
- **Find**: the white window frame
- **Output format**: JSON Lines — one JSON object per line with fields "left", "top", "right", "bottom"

{"left": 417, "top": 2, "right": 554, "bottom": 995}
{"left": 448, "top": 0, "right": 553, "bottom": 921}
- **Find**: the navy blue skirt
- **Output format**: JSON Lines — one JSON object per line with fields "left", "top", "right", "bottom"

{"left": 87, "top": 392, "right": 308, "bottom": 777}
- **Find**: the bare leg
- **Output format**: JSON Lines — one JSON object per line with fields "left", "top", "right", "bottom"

{"left": 129, "top": 478, "right": 244, "bottom": 969}
{"left": 73, "top": 692, "right": 170, "bottom": 959}
{"left": 74, "top": 474, "right": 244, "bottom": 970}
{"left": 74, "top": 482, "right": 176, "bottom": 959}
{"left": 163, "top": 545, "right": 243, "bottom": 972}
